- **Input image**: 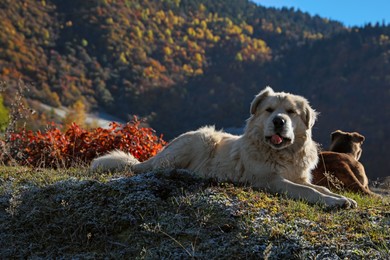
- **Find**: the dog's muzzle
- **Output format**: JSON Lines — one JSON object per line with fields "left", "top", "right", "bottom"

{"left": 265, "top": 116, "right": 292, "bottom": 149}
{"left": 273, "top": 116, "right": 285, "bottom": 132}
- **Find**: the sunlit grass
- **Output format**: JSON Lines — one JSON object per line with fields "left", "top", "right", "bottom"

{"left": 0, "top": 165, "right": 130, "bottom": 195}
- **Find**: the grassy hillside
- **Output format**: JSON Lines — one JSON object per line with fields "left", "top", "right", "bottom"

{"left": 0, "top": 0, "right": 389, "bottom": 178}
{"left": 0, "top": 166, "right": 389, "bottom": 258}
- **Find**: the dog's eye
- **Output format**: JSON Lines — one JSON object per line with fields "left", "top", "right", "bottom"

{"left": 265, "top": 108, "right": 274, "bottom": 113}
{"left": 287, "top": 109, "right": 296, "bottom": 114}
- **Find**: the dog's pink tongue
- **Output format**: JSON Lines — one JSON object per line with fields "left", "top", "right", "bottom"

{"left": 271, "top": 134, "right": 283, "bottom": 145}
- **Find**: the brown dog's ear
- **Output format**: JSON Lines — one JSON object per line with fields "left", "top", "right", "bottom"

{"left": 331, "top": 130, "right": 344, "bottom": 142}
{"left": 352, "top": 132, "right": 365, "bottom": 143}
{"left": 250, "top": 86, "right": 274, "bottom": 115}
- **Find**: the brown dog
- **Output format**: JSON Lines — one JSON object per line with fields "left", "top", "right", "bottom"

{"left": 312, "top": 130, "right": 375, "bottom": 195}
{"left": 329, "top": 130, "right": 365, "bottom": 160}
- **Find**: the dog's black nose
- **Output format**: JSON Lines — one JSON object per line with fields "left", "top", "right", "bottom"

{"left": 273, "top": 116, "right": 285, "bottom": 129}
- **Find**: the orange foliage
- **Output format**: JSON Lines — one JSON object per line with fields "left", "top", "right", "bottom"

{"left": 3, "top": 117, "right": 166, "bottom": 168}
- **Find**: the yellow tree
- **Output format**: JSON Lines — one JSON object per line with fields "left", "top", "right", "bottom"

{"left": 63, "top": 99, "right": 87, "bottom": 128}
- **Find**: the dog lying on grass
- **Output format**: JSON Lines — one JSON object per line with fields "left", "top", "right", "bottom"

{"left": 312, "top": 130, "right": 376, "bottom": 195}
{"left": 92, "top": 87, "right": 357, "bottom": 208}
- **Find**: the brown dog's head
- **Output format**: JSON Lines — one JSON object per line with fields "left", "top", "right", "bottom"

{"left": 329, "top": 130, "right": 365, "bottom": 160}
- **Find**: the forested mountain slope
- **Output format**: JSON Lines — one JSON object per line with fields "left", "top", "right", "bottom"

{"left": 0, "top": 0, "right": 388, "bottom": 178}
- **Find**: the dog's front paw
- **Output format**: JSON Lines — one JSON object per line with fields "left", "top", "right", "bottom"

{"left": 325, "top": 196, "right": 357, "bottom": 209}
{"left": 345, "top": 197, "right": 358, "bottom": 208}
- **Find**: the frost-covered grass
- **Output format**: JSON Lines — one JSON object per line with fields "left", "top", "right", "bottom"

{"left": 0, "top": 166, "right": 389, "bottom": 259}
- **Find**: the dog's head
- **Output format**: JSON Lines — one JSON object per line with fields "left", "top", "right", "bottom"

{"left": 329, "top": 130, "right": 365, "bottom": 160}
{"left": 248, "top": 86, "right": 317, "bottom": 150}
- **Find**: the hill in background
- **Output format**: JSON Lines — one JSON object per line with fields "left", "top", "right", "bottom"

{"left": 0, "top": 0, "right": 389, "bottom": 178}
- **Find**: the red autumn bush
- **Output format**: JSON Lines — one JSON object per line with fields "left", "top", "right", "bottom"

{"left": 2, "top": 117, "right": 166, "bottom": 168}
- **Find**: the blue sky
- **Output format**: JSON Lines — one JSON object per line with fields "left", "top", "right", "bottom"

{"left": 252, "top": 0, "right": 390, "bottom": 27}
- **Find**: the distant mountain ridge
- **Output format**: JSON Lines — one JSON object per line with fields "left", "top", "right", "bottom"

{"left": 0, "top": 0, "right": 389, "bottom": 178}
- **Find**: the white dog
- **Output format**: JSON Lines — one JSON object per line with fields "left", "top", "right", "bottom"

{"left": 91, "top": 87, "right": 357, "bottom": 208}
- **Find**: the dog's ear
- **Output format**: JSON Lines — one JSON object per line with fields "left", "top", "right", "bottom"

{"left": 250, "top": 86, "right": 274, "bottom": 114}
{"left": 331, "top": 130, "right": 344, "bottom": 142}
{"left": 352, "top": 132, "right": 365, "bottom": 143}
{"left": 303, "top": 102, "right": 318, "bottom": 129}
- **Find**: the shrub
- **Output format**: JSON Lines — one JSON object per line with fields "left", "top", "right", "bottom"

{"left": 2, "top": 117, "right": 166, "bottom": 168}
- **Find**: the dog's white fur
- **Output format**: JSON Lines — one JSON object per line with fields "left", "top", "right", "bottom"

{"left": 91, "top": 87, "right": 357, "bottom": 208}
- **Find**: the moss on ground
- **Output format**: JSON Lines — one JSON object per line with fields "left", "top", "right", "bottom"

{"left": 0, "top": 166, "right": 389, "bottom": 258}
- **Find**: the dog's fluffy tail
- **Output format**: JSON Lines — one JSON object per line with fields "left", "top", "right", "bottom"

{"left": 90, "top": 150, "right": 139, "bottom": 172}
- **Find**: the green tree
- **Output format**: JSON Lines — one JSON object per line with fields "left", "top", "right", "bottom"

{"left": 0, "top": 95, "right": 9, "bottom": 132}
